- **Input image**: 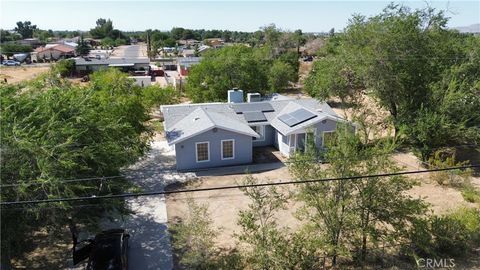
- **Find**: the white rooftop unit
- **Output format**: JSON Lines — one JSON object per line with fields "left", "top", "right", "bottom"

{"left": 247, "top": 93, "right": 261, "bottom": 103}
{"left": 227, "top": 88, "right": 244, "bottom": 103}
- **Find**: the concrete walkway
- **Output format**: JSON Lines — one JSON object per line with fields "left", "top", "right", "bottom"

{"left": 101, "top": 141, "right": 195, "bottom": 270}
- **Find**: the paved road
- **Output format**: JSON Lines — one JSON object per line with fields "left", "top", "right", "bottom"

{"left": 111, "top": 45, "right": 147, "bottom": 58}
{"left": 101, "top": 141, "right": 195, "bottom": 270}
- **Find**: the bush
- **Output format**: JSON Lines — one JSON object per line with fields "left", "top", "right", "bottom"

{"left": 142, "top": 85, "right": 178, "bottom": 109}
{"left": 461, "top": 186, "right": 480, "bottom": 203}
{"left": 407, "top": 208, "right": 480, "bottom": 258}
{"left": 52, "top": 59, "right": 75, "bottom": 77}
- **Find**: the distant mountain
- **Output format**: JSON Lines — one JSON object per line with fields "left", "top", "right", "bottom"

{"left": 453, "top": 23, "right": 480, "bottom": 33}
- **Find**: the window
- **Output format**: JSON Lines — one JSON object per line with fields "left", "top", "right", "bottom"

{"left": 221, "top": 139, "right": 235, "bottom": 160}
{"left": 195, "top": 142, "right": 210, "bottom": 162}
{"left": 322, "top": 131, "right": 336, "bottom": 147}
{"left": 252, "top": 125, "right": 265, "bottom": 141}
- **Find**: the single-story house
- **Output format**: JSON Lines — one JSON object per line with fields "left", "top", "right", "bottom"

{"left": 32, "top": 44, "right": 76, "bottom": 61}
{"left": 181, "top": 49, "right": 196, "bottom": 58}
{"left": 74, "top": 57, "right": 150, "bottom": 72}
{"left": 177, "top": 57, "right": 201, "bottom": 76}
{"left": 161, "top": 90, "right": 350, "bottom": 171}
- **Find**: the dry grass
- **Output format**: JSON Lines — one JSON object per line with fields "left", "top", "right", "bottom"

{"left": 0, "top": 66, "right": 50, "bottom": 84}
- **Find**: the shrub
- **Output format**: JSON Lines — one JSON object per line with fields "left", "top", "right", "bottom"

{"left": 461, "top": 186, "right": 480, "bottom": 203}
{"left": 52, "top": 59, "right": 75, "bottom": 77}
{"left": 407, "top": 208, "right": 480, "bottom": 258}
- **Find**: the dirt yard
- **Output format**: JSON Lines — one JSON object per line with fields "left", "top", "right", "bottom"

{"left": 166, "top": 152, "right": 480, "bottom": 250}
{"left": 0, "top": 65, "right": 50, "bottom": 84}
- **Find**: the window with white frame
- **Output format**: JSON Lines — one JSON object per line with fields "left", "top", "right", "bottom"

{"left": 252, "top": 125, "right": 265, "bottom": 141}
{"left": 221, "top": 139, "right": 235, "bottom": 160}
{"left": 195, "top": 142, "right": 210, "bottom": 162}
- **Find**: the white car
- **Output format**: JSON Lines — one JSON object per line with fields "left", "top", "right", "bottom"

{"left": 2, "top": 60, "right": 21, "bottom": 66}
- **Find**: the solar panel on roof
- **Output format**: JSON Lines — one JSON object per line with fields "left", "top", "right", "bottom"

{"left": 278, "top": 114, "right": 297, "bottom": 127}
{"left": 278, "top": 108, "right": 317, "bottom": 127}
{"left": 232, "top": 103, "right": 274, "bottom": 114}
{"left": 244, "top": 111, "right": 267, "bottom": 122}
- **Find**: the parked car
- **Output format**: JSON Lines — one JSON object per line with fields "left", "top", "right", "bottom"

{"left": 2, "top": 60, "right": 21, "bottom": 66}
{"left": 73, "top": 229, "right": 130, "bottom": 270}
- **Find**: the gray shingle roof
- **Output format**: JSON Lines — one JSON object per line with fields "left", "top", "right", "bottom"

{"left": 165, "top": 107, "right": 259, "bottom": 145}
{"left": 161, "top": 97, "right": 345, "bottom": 144}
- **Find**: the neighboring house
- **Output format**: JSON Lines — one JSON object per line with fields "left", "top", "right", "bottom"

{"left": 74, "top": 57, "right": 150, "bottom": 72}
{"left": 204, "top": 38, "right": 224, "bottom": 47}
{"left": 161, "top": 90, "right": 350, "bottom": 171}
{"left": 178, "top": 39, "right": 200, "bottom": 46}
{"left": 18, "top": 38, "right": 43, "bottom": 48}
{"left": 32, "top": 44, "right": 76, "bottom": 62}
{"left": 177, "top": 57, "right": 201, "bottom": 76}
{"left": 181, "top": 49, "right": 196, "bottom": 58}
{"left": 196, "top": 45, "right": 212, "bottom": 55}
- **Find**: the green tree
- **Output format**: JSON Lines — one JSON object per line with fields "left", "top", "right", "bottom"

{"left": 0, "top": 43, "right": 32, "bottom": 58}
{"left": 90, "top": 18, "right": 114, "bottom": 39}
{"left": 289, "top": 124, "right": 427, "bottom": 265}
{"left": 76, "top": 35, "right": 91, "bottom": 56}
{"left": 14, "top": 21, "right": 37, "bottom": 38}
{"left": 0, "top": 69, "right": 151, "bottom": 267}
{"left": 52, "top": 59, "right": 75, "bottom": 77}
{"left": 268, "top": 60, "right": 295, "bottom": 92}
{"left": 170, "top": 198, "right": 219, "bottom": 269}
{"left": 185, "top": 45, "right": 269, "bottom": 102}
{"left": 237, "top": 176, "right": 288, "bottom": 269}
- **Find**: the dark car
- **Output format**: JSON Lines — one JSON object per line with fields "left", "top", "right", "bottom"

{"left": 73, "top": 229, "right": 130, "bottom": 270}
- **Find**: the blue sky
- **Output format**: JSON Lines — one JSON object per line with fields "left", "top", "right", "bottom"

{"left": 1, "top": 1, "right": 479, "bottom": 32}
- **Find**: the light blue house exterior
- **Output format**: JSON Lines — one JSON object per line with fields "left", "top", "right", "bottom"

{"left": 161, "top": 93, "right": 349, "bottom": 171}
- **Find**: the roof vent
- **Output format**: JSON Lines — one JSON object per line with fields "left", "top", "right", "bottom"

{"left": 193, "top": 117, "right": 200, "bottom": 121}
{"left": 316, "top": 108, "right": 323, "bottom": 112}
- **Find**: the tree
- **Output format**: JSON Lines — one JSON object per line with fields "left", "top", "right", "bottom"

{"left": 0, "top": 69, "right": 151, "bottom": 267}
{"left": 304, "top": 56, "right": 361, "bottom": 104}
{"left": 237, "top": 175, "right": 287, "bottom": 269}
{"left": 185, "top": 45, "right": 269, "bottom": 102}
{"left": 90, "top": 18, "right": 113, "bottom": 39}
{"left": 76, "top": 35, "right": 91, "bottom": 56}
{"left": 268, "top": 60, "right": 295, "bottom": 92}
{"left": 14, "top": 21, "right": 37, "bottom": 38}
{"left": 170, "top": 198, "right": 219, "bottom": 269}
{"left": 52, "top": 59, "right": 76, "bottom": 77}
{"left": 0, "top": 43, "right": 32, "bottom": 58}
{"left": 289, "top": 124, "right": 427, "bottom": 265}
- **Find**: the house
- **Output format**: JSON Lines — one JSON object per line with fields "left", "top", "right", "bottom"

{"left": 177, "top": 57, "right": 201, "bottom": 76}
{"left": 74, "top": 57, "right": 150, "bottom": 72}
{"left": 181, "top": 49, "right": 196, "bottom": 58}
{"left": 18, "top": 38, "right": 43, "bottom": 48}
{"left": 204, "top": 38, "right": 224, "bottom": 47}
{"left": 32, "top": 44, "right": 76, "bottom": 62}
{"left": 161, "top": 90, "right": 350, "bottom": 171}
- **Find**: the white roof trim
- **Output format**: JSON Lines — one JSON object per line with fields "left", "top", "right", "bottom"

{"left": 167, "top": 125, "right": 259, "bottom": 145}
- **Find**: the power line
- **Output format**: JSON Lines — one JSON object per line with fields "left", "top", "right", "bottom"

{"left": 0, "top": 175, "right": 125, "bottom": 188}
{"left": 1, "top": 164, "right": 478, "bottom": 206}
{"left": 3, "top": 143, "right": 477, "bottom": 188}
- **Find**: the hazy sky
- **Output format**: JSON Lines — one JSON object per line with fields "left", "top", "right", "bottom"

{"left": 1, "top": 1, "right": 479, "bottom": 32}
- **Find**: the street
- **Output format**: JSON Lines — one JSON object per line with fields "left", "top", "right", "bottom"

{"left": 110, "top": 44, "right": 148, "bottom": 58}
